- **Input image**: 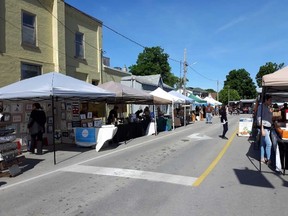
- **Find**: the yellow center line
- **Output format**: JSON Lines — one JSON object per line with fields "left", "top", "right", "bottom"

{"left": 192, "top": 129, "right": 238, "bottom": 187}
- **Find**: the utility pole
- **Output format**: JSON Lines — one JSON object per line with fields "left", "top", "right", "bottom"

{"left": 183, "top": 49, "right": 188, "bottom": 127}
{"left": 217, "top": 80, "right": 219, "bottom": 101}
{"left": 183, "top": 49, "right": 187, "bottom": 96}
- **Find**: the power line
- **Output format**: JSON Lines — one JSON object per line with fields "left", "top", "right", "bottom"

{"left": 188, "top": 65, "right": 218, "bottom": 82}
{"left": 102, "top": 24, "right": 146, "bottom": 49}
{"left": 8, "top": 1, "right": 217, "bottom": 86}
{"left": 37, "top": 0, "right": 102, "bottom": 53}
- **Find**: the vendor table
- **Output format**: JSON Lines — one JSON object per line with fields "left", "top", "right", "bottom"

{"left": 74, "top": 125, "right": 118, "bottom": 152}
{"left": 113, "top": 121, "right": 151, "bottom": 143}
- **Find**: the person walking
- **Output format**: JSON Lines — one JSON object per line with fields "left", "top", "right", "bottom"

{"left": 257, "top": 95, "right": 273, "bottom": 165}
{"left": 27, "top": 103, "right": 46, "bottom": 154}
{"left": 219, "top": 104, "right": 228, "bottom": 139}
{"left": 205, "top": 104, "right": 213, "bottom": 123}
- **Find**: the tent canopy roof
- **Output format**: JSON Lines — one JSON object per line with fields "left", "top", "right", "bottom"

{"left": 168, "top": 90, "right": 194, "bottom": 104}
{"left": 188, "top": 94, "right": 207, "bottom": 104}
{"left": 262, "top": 66, "right": 288, "bottom": 87}
{"left": 262, "top": 66, "right": 288, "bottom": 101}
{"left": 0, "top": 72, "right": 116, "bottom": 101}
{"left": 204, "top": 96, "right": 222, "bottom": 106}
{"left": 150, "top": 88, "right": 185, "bottom": 104}
{"left": 98, "top": 81, "right": 171, "bottom": 104}
{"left": 98, "top": 81, "right": 153, "bottom": 104}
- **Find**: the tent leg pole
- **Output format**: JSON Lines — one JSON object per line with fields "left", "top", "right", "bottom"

{"left": 52, "top": 96, "right": 56, "bottom": 165}
{"left": 153, "top": 105, "right": 157, "bottom": 136}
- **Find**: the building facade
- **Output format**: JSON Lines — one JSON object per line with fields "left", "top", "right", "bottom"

{"left": 0, "top": 0, "right": 125, "bottom": 88}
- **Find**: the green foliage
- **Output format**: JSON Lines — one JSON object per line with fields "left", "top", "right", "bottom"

{"left": 224, "top": 69, "right": 257, "bottom": 99}
{"left": 219, "top": 87, "right": 240, "bottom": 105}
{"left": 255, "top": 62, "right": 285, "bottom": 87}
{"left": 205, "top": 89, "right": 216, "bottom": 93}
{"left": 129, "top": 46, "right": 178, "bottom": 87}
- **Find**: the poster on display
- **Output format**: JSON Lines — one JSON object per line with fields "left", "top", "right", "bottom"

{"left": 238, "top": 117, "right": 253, "bottom": 136}
{"left": 11, "top": 103, "right": 23, "bottom": 113}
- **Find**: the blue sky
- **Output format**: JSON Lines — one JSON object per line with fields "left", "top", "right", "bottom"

{"left": 65, "top": 0, "right": 287, "bottom": 91}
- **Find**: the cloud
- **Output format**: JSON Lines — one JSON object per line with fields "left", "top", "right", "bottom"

{"left": 215, "top": 16, "right": 247, "bottom": 34}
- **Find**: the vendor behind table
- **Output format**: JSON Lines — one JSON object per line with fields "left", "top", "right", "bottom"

{"left": 107, "top": 105, "right": 119, "bottom": 125}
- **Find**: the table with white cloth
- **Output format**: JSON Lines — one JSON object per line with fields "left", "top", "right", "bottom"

{"left": 145, "top": 122, "right": 156, "bottom": 136}
{"left": 74, "top": 125, "right": 118, "bottom": 152}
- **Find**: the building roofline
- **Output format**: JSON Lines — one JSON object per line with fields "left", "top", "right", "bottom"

{"left": 64, "top": 2, "right": 103, "bottom": 25}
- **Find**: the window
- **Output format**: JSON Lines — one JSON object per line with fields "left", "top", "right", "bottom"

{"left": 22, "top": 12, "right": 36, "bottom": 46}
{"left": 75, "top": 32, "right": 84, "bottom": 58}
{"left": 21, "top": 62, "right": 42, "bottom": 80}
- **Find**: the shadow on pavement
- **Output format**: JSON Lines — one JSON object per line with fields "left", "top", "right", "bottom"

{"left": 20, "top": 158, "right": 44, "bottom": 173}
{"left": 234, "top": 168, "right": 274, "bottom": 188}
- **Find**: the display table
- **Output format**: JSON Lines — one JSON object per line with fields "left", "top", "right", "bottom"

{"left": 145, "top": 122, "right": 156, "bottom": 136}
{"left": 157, "top": 117, "right": 172, "bottom": 132}
{"left": 74, "top": 125, "right": 118, "bottom": 152}
{"left": 113, "top": 121, "right": 150, "bottom": 143}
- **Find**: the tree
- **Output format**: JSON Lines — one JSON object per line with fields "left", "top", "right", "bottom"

{"left": 255, "top": 62, "right": 285, "bottom": 87}
{"left": 219, "top": 87, "right": 240, "bottom": 105}
{"left": 224, "top": 69, "right": 257, "bottom": 99}
{"left": 129, "top": 46, "right": 178, "bottom": 87}
{"left": 205, "top": 89, "right": 216, "bottom": 93}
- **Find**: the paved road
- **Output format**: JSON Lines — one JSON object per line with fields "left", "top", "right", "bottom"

{"left": 0, "top": 114, "right": 287, "bottom": 216}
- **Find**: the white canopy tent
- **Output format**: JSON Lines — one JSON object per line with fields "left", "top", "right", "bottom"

{"left": 168, "top": 90, "right": 194, "bottom": 104}
{"left": 0, "top": 72, "right": 115, "bottom": 100}
{"left": 204, "top": 96, "right": 222, "bottom": 106}
{"left": 0, "top": 72, "right": 116, "bottom": 164}
{"left": 169, "top": 90, "right": 194, "bottom": 126}
{"left": 150, "top": 87, "right": 185, "bottom": 104}
{"left": 150, "top": 87, "right": 185, "bottom": 130}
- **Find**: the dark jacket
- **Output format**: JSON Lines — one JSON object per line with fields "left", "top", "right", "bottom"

{"left": 28, "top": 109, "right": 46, "bottom": 134}
{"left": 220, "top": 106, "right": 227, "bottom": 123}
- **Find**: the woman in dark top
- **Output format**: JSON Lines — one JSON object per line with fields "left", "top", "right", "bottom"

{"left": 219, "top": 104, "right": 228, "bottom": 139}
{"left": 27, "top": 103, "right": 46, "bottom": 154}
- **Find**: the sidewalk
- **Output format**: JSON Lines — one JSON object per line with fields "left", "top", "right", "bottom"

{"left": 0, "top": 143, "right": 104, "bottom": 184}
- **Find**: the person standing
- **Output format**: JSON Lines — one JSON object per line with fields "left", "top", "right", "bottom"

{"left": 205, "top": 104, "right": 213, "bottom": 123}
{"left": 257, "top": 95, "right": 273, "bottom": 165}
{"left": 219, "top": 104, "right": 228, "bottom": 139}
{"left": 107, "top": 106, "right": 118, "bottom": 124}
{"left": 27, "top": 103, "right": 46, "bottom": 154}
{"left": 280, "top": 102, "right": 288, "bottom": 121}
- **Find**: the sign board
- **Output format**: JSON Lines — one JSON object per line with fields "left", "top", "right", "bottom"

{"left": 238, "top": 117, "right": 253, "bottom": 136}
{"left": 75, "top": 127, "right": 96, "bottom": 146}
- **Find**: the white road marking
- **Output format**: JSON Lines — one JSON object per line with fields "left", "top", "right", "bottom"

{"left": 188, "top": 133, "right": 213, "bottom": 140}
{"left": 0, "top": 126, "right": 197, "bottom": 191}
{"left": 61, "top": 165, "right": 197, "bottom": 186}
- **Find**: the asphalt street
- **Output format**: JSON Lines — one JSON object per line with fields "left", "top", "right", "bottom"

{"left": 0, "top": 114, "right": 288, "bottom": 216}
